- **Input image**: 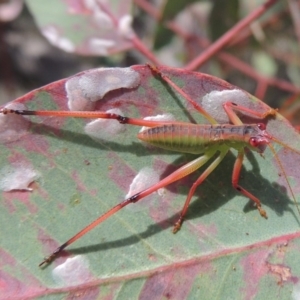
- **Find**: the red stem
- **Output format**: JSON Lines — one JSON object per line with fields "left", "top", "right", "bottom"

{"left": 130, "top": 35, "right": 161, "bottom": 65}
{"left": 185, "top": 0, "right": 279, "bottom": 70}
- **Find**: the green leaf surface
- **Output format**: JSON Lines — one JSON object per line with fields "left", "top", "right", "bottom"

{"left": 1, "top": 65, "right": 300, "bottom": 299}
{"left": 25, "top": 0, "right": 133, "bottom": 55}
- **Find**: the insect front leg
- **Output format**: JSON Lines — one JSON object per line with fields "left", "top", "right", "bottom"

{"left": 232, "top": 149, "right": 267, "bottom": 218}
{"left": 173, "top": 149, "right": 228, "bottom": 233}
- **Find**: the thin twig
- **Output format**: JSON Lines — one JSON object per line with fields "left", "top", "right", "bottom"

{"left": 185, "top": 0, "right": 279, "bottom": 70}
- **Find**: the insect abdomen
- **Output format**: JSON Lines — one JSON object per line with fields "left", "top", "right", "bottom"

{"left": 137, "top": 123, "right": 258, "bottom": 154}
{"left": 138, "top": 124, "right": 213, "bottom": 154}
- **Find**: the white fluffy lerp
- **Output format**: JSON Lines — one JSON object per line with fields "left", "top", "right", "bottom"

{"left": 201, "top": 89, "right": 250, "bottom": 123}
{"left": 52, "top": 255, "right": 91, "bottom": 287}
{"left": 0, "top": 164, "right": 40, "bottom": 192}
{"left": 84, "top": 108, "right": 126, "bottom": 142}
{"left": 65, "top": 67, "right": 140, "bottom": 111}
{"left": 140, "top": 113, "right": 176, "bottom": 133}
{"left": 0, "top": 102, "right": 30, "bottom": 144}
{"left": 125, "top": 167, "right": 164, "bottom": 212}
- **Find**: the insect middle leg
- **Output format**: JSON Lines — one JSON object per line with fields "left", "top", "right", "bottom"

{"left": 173, "top": 146, "right": 268, "bottom": 233}
{"left": 173, "top": 149, "right": 228, "bottom": 233}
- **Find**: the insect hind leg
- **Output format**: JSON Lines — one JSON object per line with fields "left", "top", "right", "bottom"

{"left": 39, "top": 151, "right": 217, "bottom": 267}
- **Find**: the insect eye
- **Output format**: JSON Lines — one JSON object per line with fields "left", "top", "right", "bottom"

{"left": 257, "top": 123, "right": 266, "bottom": 130}
{"left": 249, "top": 137, "right": 258, "bottom": 147}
